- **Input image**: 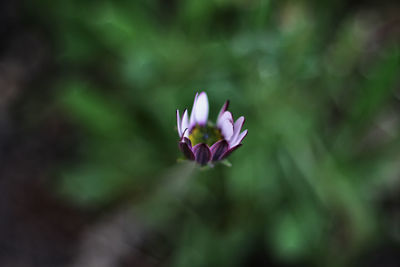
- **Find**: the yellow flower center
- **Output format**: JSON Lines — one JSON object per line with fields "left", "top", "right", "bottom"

{"left": 189, "top": 124, "right": 223, "bottom": 146}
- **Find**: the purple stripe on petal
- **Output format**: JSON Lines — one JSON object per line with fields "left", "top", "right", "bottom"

{"left": 179, "top": 141, "right": 195, "bottom": 160}
{"left": 210, "top": 140, "right": 229, "bottom": 161}
{"left": 220, "top": 144, "right": 242, "bottom": 160}
{"left": 193, "top": 143, "right": 211, "bottom": 165}
{"left": 217, "top": 100, "right": 230, "bottom": 121}
{"left": 180, "top": 128, "right": 188, "bottom": 141}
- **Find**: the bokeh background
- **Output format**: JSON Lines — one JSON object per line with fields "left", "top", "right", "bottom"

{"left": 1, "top": 0, "right": 400, "bottom": 266}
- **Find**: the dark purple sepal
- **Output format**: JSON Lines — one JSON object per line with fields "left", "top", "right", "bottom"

{"left": 179, "top": 141, "right": 195, "bottom": 160}
{"left": 220, "top": 144, "right": 242, "bottom": 160}
{"left": 210, "top": 140, "right": 229, "bottom": 161}
{"left": 182, "top": 137, "right": 192, "bottom": 148}
{"left": 193, "top": 143, "right": 212, "bottom": 165}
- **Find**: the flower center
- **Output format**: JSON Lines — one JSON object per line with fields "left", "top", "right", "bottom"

{"left": 189, "top": 124, "right": 223, "bottom": 146}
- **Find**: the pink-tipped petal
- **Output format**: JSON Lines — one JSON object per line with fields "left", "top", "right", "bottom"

{"left": 217, "top": 100, "right": 230, "bottom": 121}
{"left": 189, "top": 92, "right": 199, "bottom": 127}
{"left": 229, "top": 116, "right": 245, "bottom": 145}
{"left": 220, "top": 144, "right": 242, "bottom": 160}
{"left": 231, "top": 129, "right": 248, "bottom": 147}
{"left": 179, "top": 141, "right": 195, "bottom": 160}
{"left": 176, "top": 109, "right": 182, "bottom": 136}
{"left": 193, "top": 92, "right": 209, "bottom": 125}
{"left": 181, "top": 109, "right": 189, "bottom": 133}
{"left": 220, "top": 119, "right": 234, "bottom": 140}
{"left": 217, "top": 111, "right": 233, "bottom": 129}
{"left": 193, "top": 143, "right": 211, "bottom": 165}
{"left": 210, "top": 140, "right": 229, "bottom": 161}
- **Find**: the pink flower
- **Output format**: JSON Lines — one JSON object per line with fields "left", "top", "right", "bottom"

{"left": 176, "top": 92, "right": 247, "bottom": 166}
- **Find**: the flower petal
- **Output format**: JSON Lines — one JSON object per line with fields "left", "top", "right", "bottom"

{"left": 193, "top": 143, "right": 211, "bottom": 165}
{"left": 210, "top": 140, "right": 229, "bottom": 161}
{"left": 220, "top": 119, "right": 234, "bottom": 140}
{"left": 189, "top": 92, "right": 199, "bottom": 128}
{"left": 179, "top": 140, "right": 195, "bottom": 160}
{"left": 181, "top": 109, "right": 189, "bottom": 133}
{"left": 176, "top": 109, "right": 182, "bottom": 136}
{"left": 231, "top": 129, "right": 248, "bottom": 147}
{"left": 180, "top": 128, "right": 188, "bottom": 141}
{"left": 183, "top": 129, "right": 189, "bottom": 138}
{"left": 229, "top": 116, "right": 245, "bottom": 146}
{"left": 217, "top": 111, "right": 233, "bottom": 129}
{"left": 220, "top": 144, "right": 242, "bottom": 160}
{"left": 217, "top": 100, "right": 229, "bottom": 121}
{"left": 193, "top": 92, "right": 209, "bottom": 125}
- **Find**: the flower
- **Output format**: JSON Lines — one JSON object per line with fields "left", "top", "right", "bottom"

{"left": 176, "top": 92, "right": 247, "bottom": 166}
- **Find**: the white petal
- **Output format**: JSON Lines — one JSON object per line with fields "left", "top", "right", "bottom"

{"left": 176, "top": 109, "right": 182, "bottom": 136}
{"left": 184, "top": 129, "right": 189, "bottom": 138}
{"left": 229, "top": 116, "right": 245, "bottom": 144}
{"left": 220, "top": 119, "right": 234, "bottom": 140}
{"left": 181, "top": 109, "right": 189, "bottom": 133}
{"left": 182, "top": 128, "right": 189, "bottom": 138}
{"left": 193, "top": 92, "right": 209, "bottom": 125}
{"left": 189, "top": 93, "right": 199, "bottom": 127}
{"left": 189, "top": 92, "right": 199, "bottom": 128}
{"left": 231, "top": 129, "right": 248, "bottom": 147}
{"left": 217, "top": 111, "right": 233, "bottom": 129}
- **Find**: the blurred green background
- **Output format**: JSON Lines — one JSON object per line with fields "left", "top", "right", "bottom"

{"left": 1, "top": 0, "right": 400, "bottom": 266}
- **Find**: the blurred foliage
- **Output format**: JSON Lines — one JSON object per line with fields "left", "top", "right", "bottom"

{"left": 23, "top": 0, "right": 400, "bottom": 266}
